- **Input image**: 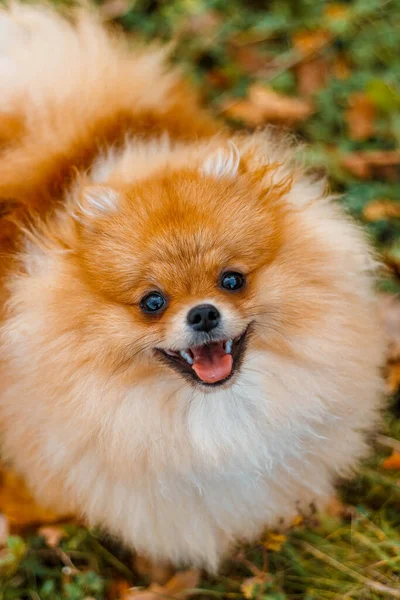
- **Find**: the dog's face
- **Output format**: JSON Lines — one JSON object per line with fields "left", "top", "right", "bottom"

{"left": 70, "top": 143, "right": 318, "bottom": 389}
{"left": 31, "top": 138, "right": 336, "bottom": 398}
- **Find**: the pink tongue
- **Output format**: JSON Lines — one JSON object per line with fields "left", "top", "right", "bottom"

{"left": 191, "top": 343, "right": 233, "bottom": 384}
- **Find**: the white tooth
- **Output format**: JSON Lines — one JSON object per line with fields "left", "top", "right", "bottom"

{"left": 225, "top": 339, "right": 233, "bottom": 354}
{"left": 180, "top": 350, "right": 194, "bottom": 365}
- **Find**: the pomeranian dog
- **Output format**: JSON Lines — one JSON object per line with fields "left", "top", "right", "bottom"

{"left": 0, "top": 2, "right": 386, "bottom": 570}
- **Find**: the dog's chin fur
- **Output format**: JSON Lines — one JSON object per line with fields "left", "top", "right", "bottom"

{"left": 0, "top": 3, "right": 386, "bottom": 570}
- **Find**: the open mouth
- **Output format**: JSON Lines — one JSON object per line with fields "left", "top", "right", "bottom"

{"left": 157, "top": 326, "right": 251, "bottom": 387}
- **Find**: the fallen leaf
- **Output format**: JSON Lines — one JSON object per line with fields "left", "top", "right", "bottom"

{"left": 341, "top": 150, "right": 400, "bottom": 179}
{"left": 230, "top": 46, "right": 272, "bottom": 76}
{"left": 163, "top": 569, "right": 200, "bottom": 595}
{"left": 264, "top": 532, "right": 287, "bottom": 552}
{"left": 345, "top": 92, "right": 376, "bottom": 141}
{"left": 324, "top": 3, "right": 350, "bottom": 21}
{"left": 382, "top": 451, "right": 400, "bottom": 470}
{"left": 0, "top": 465, "right": 62, "bottom": 528}
{"left": 222, "top": 84, "right": 313, "bottom": 126}
{"left": 251, "top": 85, "right": 313, "bottom": 123}
{"left": 341, "top": 153, "right": 370, "bottom": 179}
{"left": 38, "top": 525, "right": 67, "bottom": 548}
{"left": 292, "top": 30, "right": 331, "bottom": 54}
{"left": 133, "top": 554, "right": 173, "bottom": 584}
{"left": 222, "top": 99, "right": 264, "bottom": 126}
{"left": 361, "top": 151, "right": 400, "bottom": 167}
{"left": 124, "top": 569, "right": 200, "bottom": 600}
{"left": 363, "top": 199, "right": 400, "bottom": 221}
{"left": 296, "top": 57, "right": 329, "bottom": 96}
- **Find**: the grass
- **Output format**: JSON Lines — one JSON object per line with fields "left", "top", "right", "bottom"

{"left": 0, "top": 0, "right": 400, "bottom": 598}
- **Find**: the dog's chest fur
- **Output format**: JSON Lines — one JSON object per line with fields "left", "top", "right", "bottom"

{"left": 1, "top": 335, "right": 338, "bottom": 568}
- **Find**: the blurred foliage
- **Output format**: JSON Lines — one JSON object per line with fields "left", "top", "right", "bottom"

{"left": 0, "top": 0, "right": 400, "bottom": 598}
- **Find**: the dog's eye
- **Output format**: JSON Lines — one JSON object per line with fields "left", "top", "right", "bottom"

{"left": 220, "top": 272, "right": 246, "bottom": 292}
{"left": 140, "top": 292, "right": 167, "bottom": 315}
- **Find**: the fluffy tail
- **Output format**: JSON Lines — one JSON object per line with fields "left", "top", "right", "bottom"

{"left": 0, "top": 2, "right": 216, "bottom": 216}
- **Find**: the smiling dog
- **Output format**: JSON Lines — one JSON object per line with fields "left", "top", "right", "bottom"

{"left": 0, "top": 3, "right": 385, "bottom": 569}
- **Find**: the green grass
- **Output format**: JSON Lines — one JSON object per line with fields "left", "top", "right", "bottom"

{"left": 1, "top": 0, "right": 400, "bottom": 598}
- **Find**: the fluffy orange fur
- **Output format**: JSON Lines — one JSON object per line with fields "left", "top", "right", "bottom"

{"left": 0, "top": 3, "right": 386, "bottom": 569}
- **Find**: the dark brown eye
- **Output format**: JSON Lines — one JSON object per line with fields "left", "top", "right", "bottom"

{"left": 140, "top": 292, "right": 167, "bottom": 315}
{"left": 220, "top": 272, "right": 246, "bottom": 292}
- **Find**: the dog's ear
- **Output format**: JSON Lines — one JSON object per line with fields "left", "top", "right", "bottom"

{"left": 201, "top": 141, "right": 240, "bottom": 179}
{"left": 74, "top": 185, "right": 119, "bottom": 220}
{"left": 235, "top": 131, "right": 328, "bottom": 208}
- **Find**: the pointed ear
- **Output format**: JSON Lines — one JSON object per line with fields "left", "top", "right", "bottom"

{"left": 75, "top": 185, "right": 119, "bottom": 219}
{"left": 201, "top": 141, "right": 241, "bottom": 179}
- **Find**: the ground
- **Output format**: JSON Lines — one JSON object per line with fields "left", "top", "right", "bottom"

{"left": 0, "top": 0, "right": 400, "bottom": 598}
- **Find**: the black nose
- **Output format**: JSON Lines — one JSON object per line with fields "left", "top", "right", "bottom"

{"left": 187, "top": 304, "right": 220, "bottom": 332}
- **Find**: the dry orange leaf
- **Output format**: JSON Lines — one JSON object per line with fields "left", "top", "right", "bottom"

{"left": 0, "top": 465, "right": 61, "bottom": 527}
{"left": 222, "top": 99, "right": 264, "bottom": 126}
{"left": 223, "top": 84, "right": 313, "bottom": 126}
{"left": 292, "top": 30, "right": 331, "bottom": 54}
{"left": 162, "top": 570, "right": 200, "bottom": 595}
{"left": 230, "top": 46, "right": 271, "bottom": 76}
{"left": 382, "top": 451, "right": 400, "bottom": 470}
{"left": 341, "top": 153, "right": 370, "bottom": 179}
{"left": 124, "top": 569, "right": 200, "bottom": 600}
{"left": 324, "top": 4, "right": 350, "bottom": 21}
{"left": 341, "top": 150, "right": 400, "bottom": 179}
{"left": 133, "top": 554, "right": 174, "bottom": 584}
{"left": 360, "top": 151, "right": 400, "bottom": 167}
{"left": 296, "top": 57, "right": 328, "bottom": 96}
{"left": 363, "top": 199, "right": 400, "bottom": 221}
{"left": 345, "top": 93, "right": 376, "bottom": 141}
{"left": 38, "top": 525, "right": 67, "bottom": 548}
{"left": 250, "top": 85, "right": 313, "bottom": 122}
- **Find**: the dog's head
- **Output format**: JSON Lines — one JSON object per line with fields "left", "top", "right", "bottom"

{"left": 18, "top": 133, "right": 372, "bottom": 401}
{"left": 67, "top": 136, "right": 320, "bottom": 390}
